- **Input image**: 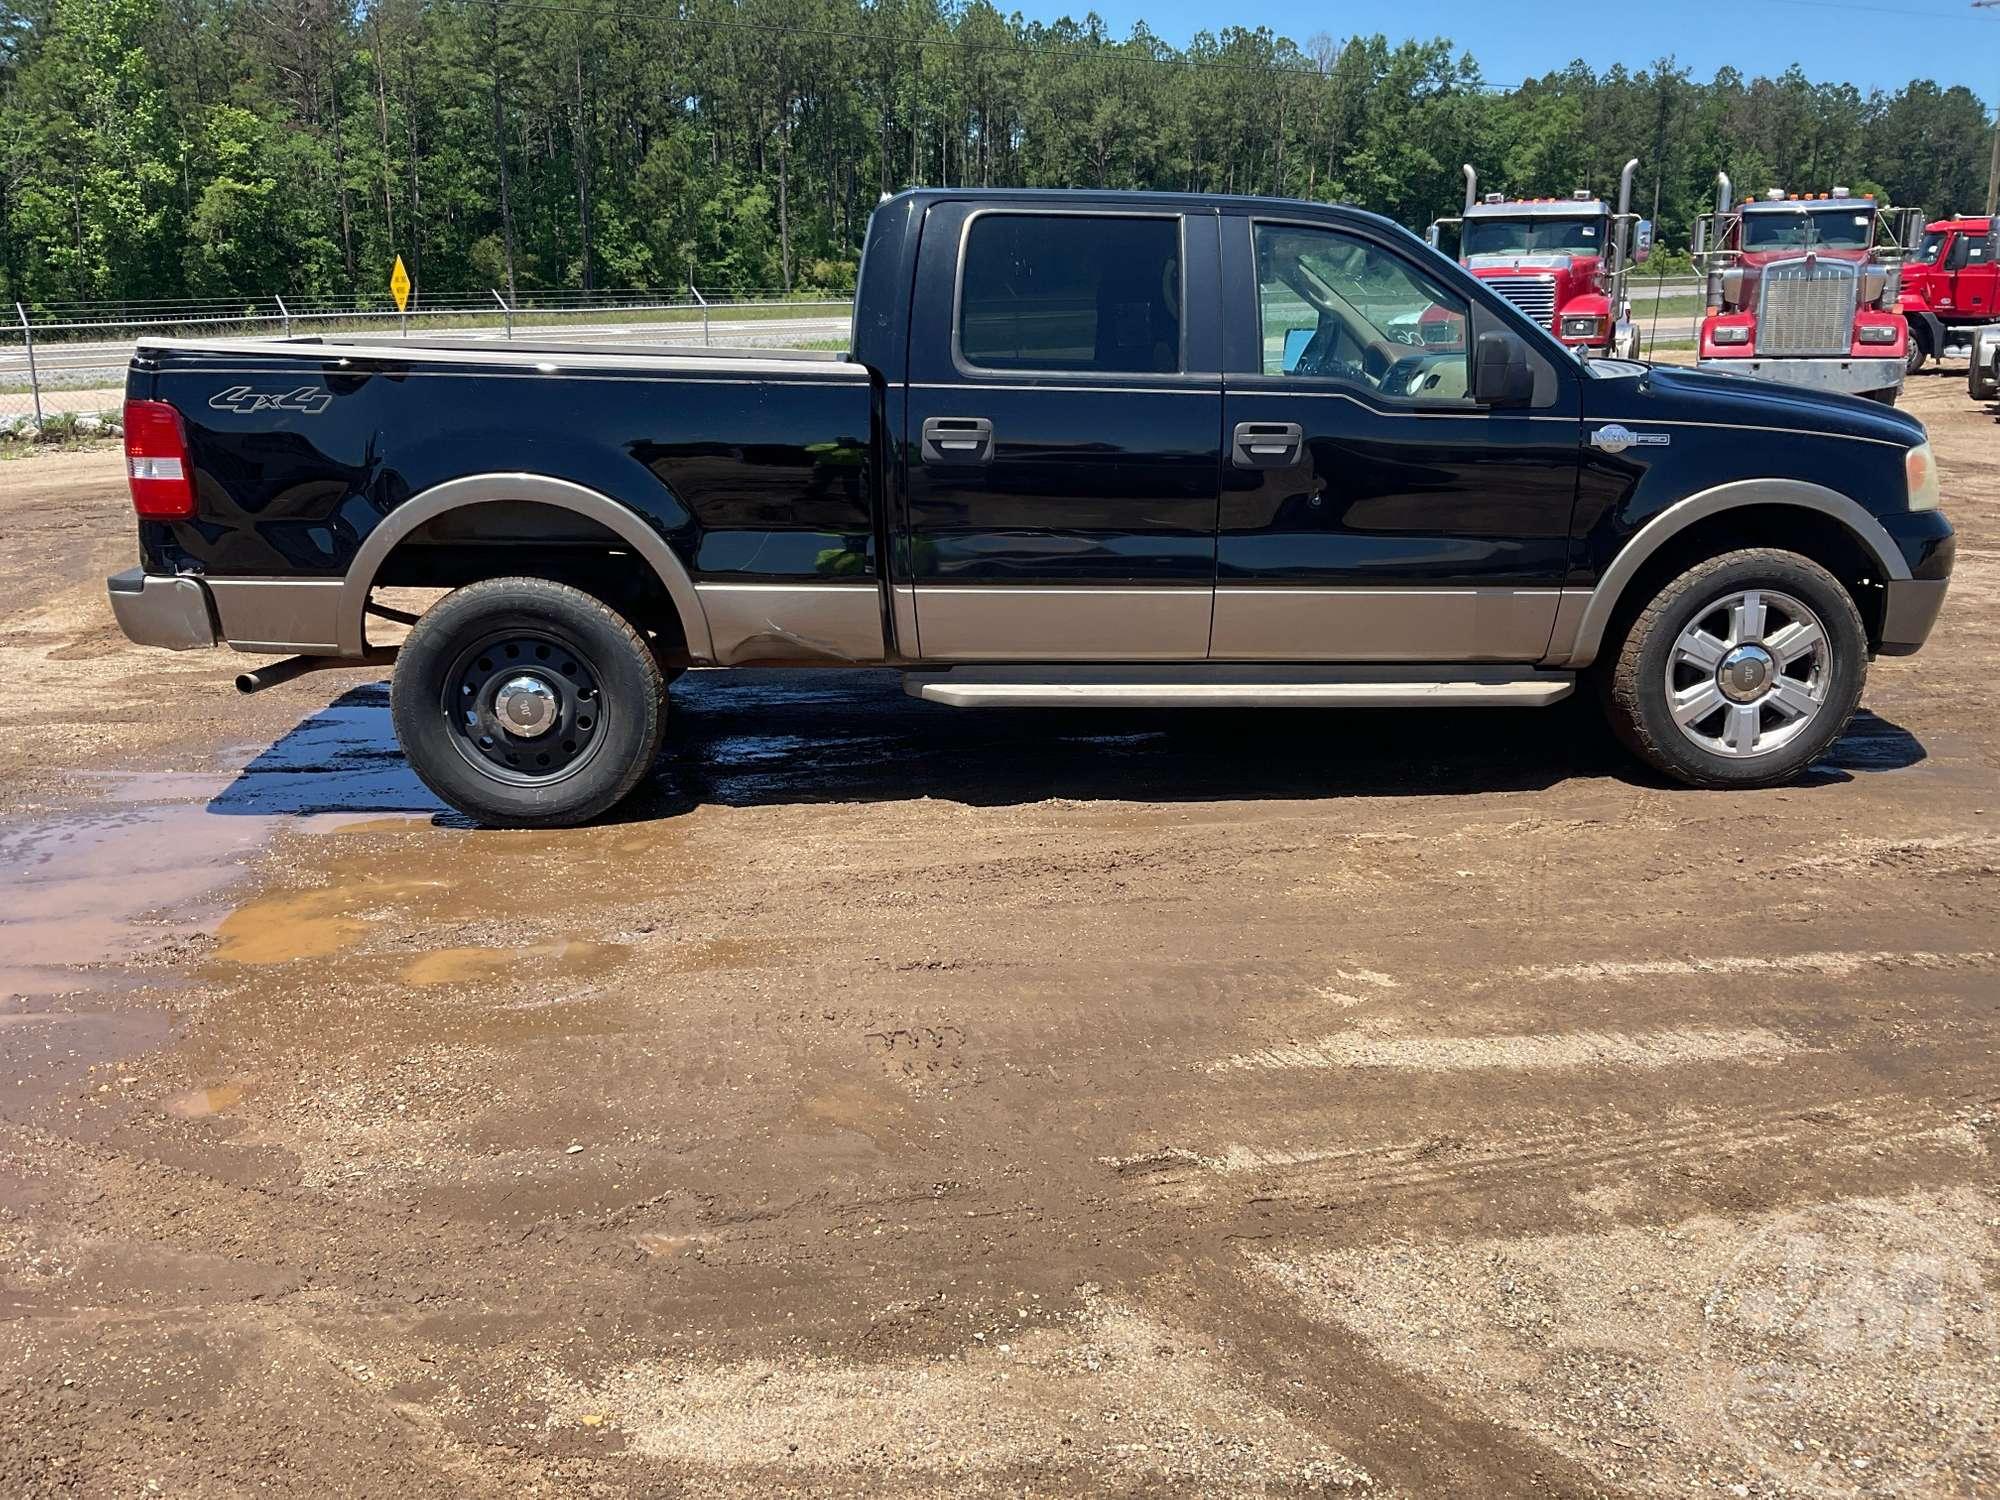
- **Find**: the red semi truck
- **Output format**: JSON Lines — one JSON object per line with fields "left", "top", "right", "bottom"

{"left": 1693, "top": 174, "right": 1920, "bottom": 404}
{"left": 1899, "top": 214, "right": 1998, "bottom": 373}
{"left": 1427, "top": 160, "right": 1652, "bottom": 359}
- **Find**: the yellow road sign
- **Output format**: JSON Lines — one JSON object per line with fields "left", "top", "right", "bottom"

{"left": 389, "top": 255, "right": 411, "bottom": 312}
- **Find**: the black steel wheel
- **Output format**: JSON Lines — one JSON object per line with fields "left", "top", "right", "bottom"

{"left": 391, "top": 577, "right": 664, "bottom": 827}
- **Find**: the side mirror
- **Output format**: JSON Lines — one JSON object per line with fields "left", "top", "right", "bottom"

{"left": 1472, "top": 330, "right": 1534, "bottom": 405}
{"left": 1633, "top": 220, "right": 1653, "bottom": 264}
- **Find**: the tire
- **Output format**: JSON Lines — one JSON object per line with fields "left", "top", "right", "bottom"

{"left": 1973, "top": 359, "right": 2000, "bottom": 403}
{"left": 391, "top": 577, "right": 665, "bottom": 827}
{"left": 1600, "top": 548, "right": 1866, "bottom": 789}
{"left": 1862, "top": 387, "right": 1899, "bottom": 406}
{"left": 1905, "top": 327, "right": 1927, "bottom": 375}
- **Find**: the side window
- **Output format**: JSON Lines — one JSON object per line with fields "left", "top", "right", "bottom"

{"left": 958, "top": 214, "right": 1181, "bottom": 374}
{"left": 1252, "top": 223, "right": 1470, "bottom": 402}
{"left": 1946, "top": 233, "right": 1974, "bottom": 271}
{"left": 1965, "top": 231, "right": 1994, "bottom": 266}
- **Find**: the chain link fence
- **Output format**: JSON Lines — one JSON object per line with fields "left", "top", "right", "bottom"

{"left": 0, "top": 288, "right": 857, "bottom": 437}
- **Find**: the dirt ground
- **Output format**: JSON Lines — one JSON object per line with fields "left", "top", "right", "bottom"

{"left": 2, "top": 369, "right": 1996, "bottom": 1498}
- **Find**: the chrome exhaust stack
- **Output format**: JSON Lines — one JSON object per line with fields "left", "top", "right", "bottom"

{"left": 1462, "top": 164, "right": 1477, "bottom": 214}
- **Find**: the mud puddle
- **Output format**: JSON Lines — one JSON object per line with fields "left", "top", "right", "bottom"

{"left": 0, "top": 680, "right": 444, "bottom": 1109}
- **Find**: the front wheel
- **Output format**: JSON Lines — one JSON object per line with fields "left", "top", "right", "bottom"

{"left": 1862, "top": 387, "right": 1899, "bottom": 406}
{"left": 1600, "top": 548, "right": 1866, "bottom": 789}
{"left": 391, "top": 577, "right": 665, "bottom": 827}
{"left": 1905, "top": 329, "right": 1927, "bottom": 375}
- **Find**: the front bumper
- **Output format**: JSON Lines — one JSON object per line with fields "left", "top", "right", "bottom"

{"left": 1878, "top": 578, "right": 1950, "bottom": 657}
{"left": 107, "top": 568, "right": 217, "bottom": 650}
{"left": 1696, "top": 355, "right": 1902, "bottom": 397}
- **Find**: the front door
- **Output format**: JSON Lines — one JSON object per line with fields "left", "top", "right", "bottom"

{"left": 1953, "top": 226, "right": 1998, "bottom": 319}
{"left": 901, "top": 203, "right": 1223, "bottom": 660}
{"left": 1212, "top": 215, "right": 1582, "bottom": 662}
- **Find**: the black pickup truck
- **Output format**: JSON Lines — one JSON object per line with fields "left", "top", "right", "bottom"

{"left": 110, "top": 188, "right": 1953, "bottom": 826}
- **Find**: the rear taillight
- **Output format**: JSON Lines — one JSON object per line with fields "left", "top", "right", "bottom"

{"left": 124, "top": 399, "right": 194, "bottom": 519}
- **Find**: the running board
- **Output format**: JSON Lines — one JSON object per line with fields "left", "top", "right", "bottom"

{"left": 902, "top": 665, "right": 1575, "bottom": 709}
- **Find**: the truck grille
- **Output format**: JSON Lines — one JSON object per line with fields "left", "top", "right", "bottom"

{"left": 1483, "top": 275, "right": 1557, "bottom": 329}
{"left": 1756, "top": 259, "right": 1859, "bottom": 357}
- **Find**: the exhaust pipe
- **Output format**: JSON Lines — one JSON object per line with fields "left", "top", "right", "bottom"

{"left": 1614, "top": 157, "right": 1639, "bottom": 273}
{"left": 1462, "top": 164, "right": 1477, "bottom": 213}
{"left": 1715, "top": 170, "right": 1733, "bottom": 216}
{"left": 234, "top": 648, "right": 396, "bottom": 695}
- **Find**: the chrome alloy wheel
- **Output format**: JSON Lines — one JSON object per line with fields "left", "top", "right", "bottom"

{"left": 1664, "top": 588, "right": 1831, "bottom": 759}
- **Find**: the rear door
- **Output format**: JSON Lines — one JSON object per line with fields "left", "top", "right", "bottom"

{"left": 1212, "top": 214, "right": 1581, "bottom": 662}
{"left": 901, "top": 202, "right": 1223, "bottom": 660}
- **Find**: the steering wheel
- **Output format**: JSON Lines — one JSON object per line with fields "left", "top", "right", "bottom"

{"left": 1377, "top": 351, "right": 1434, "bottom": 397}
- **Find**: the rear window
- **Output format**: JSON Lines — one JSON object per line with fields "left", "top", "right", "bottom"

{"left": 957, "top": 214, "right": 1181, "bottom": 374}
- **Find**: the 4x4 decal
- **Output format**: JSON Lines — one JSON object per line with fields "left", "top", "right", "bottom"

{"left": 207, "top": 385, "right": 332, "bottom": 416}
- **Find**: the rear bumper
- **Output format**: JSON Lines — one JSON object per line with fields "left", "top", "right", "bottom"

{"left": 108, "top": 569, "right": 347, "bottom": 654}
{"left": 1696, "top": 356, "right": 1902, "bottom": 396}
{"left": 1878, "top": 578, "right": 1950, "bottom": 657}
{"left": 107, "top": 568, "right": 217, "bottom": 650}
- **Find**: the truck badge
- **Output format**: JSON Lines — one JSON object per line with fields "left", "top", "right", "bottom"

{"left": 1590, "top": 424, "right": 1669, "bottom": 455}
{"left": 208, "top": 385, "right": 333, "bottom": 416}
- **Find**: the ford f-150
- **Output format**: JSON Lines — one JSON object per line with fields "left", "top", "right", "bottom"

{"left": 109, "top": 188, "right": 1955, "bottom": 826}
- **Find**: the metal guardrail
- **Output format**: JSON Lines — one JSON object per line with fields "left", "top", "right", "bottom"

{"left": 0, "top": 288, "right": 857, "bottom": 434}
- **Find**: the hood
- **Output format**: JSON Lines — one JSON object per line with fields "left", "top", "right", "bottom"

{"left": 1611, "top": 361, "right": 1926, "bottom": 446}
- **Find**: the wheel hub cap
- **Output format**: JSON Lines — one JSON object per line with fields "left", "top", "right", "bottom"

{"left": 494, "top": 675, "right": 559, "bottom": 738}
{"left": 1717, "top": 643, "right": 1777, "bottom": 703}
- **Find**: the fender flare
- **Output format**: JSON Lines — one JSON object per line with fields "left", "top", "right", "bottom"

{"left": 336, "top": 472, "right": 714, "bottom": 661}
{"left": 1558, "top": 478, "right": 1912, "bottom": 668}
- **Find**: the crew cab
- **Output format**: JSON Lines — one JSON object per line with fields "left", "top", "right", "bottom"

{"left": 110, "top": 189, "right": 1954, "bottom": 826}
{"left": 1901, "top": 215, "right": 1998, "bottom": 373}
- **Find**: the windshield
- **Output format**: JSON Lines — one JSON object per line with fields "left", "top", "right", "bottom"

{"left": 1912, "top": 229, "right": 1946, "bottom": 265}
{"left": 1741, "top": 208, "right": 1874, "bottom": 251}
{"left": 1462, "top": 216, "right": 1606, "bottom": 258}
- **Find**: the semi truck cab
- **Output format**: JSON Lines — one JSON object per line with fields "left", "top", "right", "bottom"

{"left": 1428, "top": 161, "right": 1651, "bottom": 359}
{"left": 1900, "top": 215, "right": 1999, "bottom": 372}
{"left": 1695, "top": 177, "right": 1918, "bottom": 403}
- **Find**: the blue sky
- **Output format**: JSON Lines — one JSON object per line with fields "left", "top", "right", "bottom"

{"left": 1024, "top": 0, "right": 2000, "bottom": 100}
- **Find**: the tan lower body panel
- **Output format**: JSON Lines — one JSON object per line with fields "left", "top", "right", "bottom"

{"left": 1210, "top": 587, "right": 1561, "bottom": 664}
{"left": 694, "top": 582, "right": 885, "bottom": 665}
{"left": 912, "top": 586, "right": 1213, "bottom": 662}
{"left": 206, "top": 577, "right": 346, "bottom": 654}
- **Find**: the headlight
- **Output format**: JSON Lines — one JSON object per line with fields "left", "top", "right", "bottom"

{"left": 1906, "top": 441, "right": 1940, "bottom": 512}
{"left": 1560, "top": 315, "right": 1606, "bottom": 340}
{"left": 1857, "top": 324, "right": 1898, "bottom": 345}
{"left": 1710, "top": 325, "right": 1751, "bottom": 346}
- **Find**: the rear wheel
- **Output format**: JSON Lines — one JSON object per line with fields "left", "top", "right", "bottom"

{"left": 1601, "top": 548, "right": 1866, "bottom": 789}
{"left": 391, "top": 577, "right": 664, "bottom": 827}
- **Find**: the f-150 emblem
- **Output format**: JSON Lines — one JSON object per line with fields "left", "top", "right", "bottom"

{"left": 1590, "top": 424, "right": 1670, "bottom": 455}
{"left": 208, "top": 385, "right": 332, "bottom": 415}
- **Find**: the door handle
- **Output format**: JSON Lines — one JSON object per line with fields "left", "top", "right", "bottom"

{"left": 1231, "top": 420, "right": 1303, "bottom": 469}
{"left": 922, "top": 415, "right": 994, "bottom": 465}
